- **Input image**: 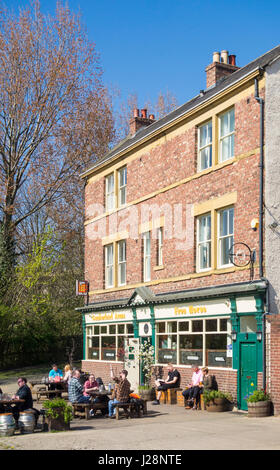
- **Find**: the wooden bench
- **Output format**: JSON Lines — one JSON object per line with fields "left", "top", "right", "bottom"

{"left": 160, "top": 387, "right": 182, "bottom": 405}
{"left": 72, "top": 402, "right": 108, "bottom": 420}
{"left": 36, "top": 390, "right": 68, "bottom": 402}
{"left": 113, "top": 400, "right": 147, "bottom": 420}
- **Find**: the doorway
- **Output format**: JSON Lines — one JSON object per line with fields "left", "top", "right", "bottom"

{"left": 239, "top": 336, "right": 257, "bottom": 410}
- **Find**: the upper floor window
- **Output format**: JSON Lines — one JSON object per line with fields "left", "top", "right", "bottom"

{"left": 105, "top": 173, "right": 115, "bottom": 212}
{"left": 105, "top": 243, "right": 114, "bottom": 288}
{"left": 197, "top": 214, "right": 211, "bottom": 271}
{"left": 198, "top": 121, "right": 212, "bottom": 171}
{"left": 117, "top": 240, "right": 126, "bottom": 286}
{"left": 143, "top": 232, "right": 151, "bottom": 282}
{"left": 157, "top": 227, "right": 163, "bottom": 266}
{"left": 218, "top": 207, "right": 234, "bottom": 267}
{"left": 118, "top": 167, "right": 127, "bottom": 207}
{"left": 219, "top": 108, "right": 235, "bottom": 162}
{"left": 105, "top": 240, "right": 127, "bottom": 288}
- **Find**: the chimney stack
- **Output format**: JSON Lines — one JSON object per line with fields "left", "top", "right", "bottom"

{"left": 129, "top": 108, "right": 155, "bottom": 135}
{"left": 205, "top": 50, "right": 239, "bottom": 88}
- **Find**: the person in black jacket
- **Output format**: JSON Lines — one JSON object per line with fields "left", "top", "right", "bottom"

{"left": 12, "top": 377, "right": 39, "bottom": 426}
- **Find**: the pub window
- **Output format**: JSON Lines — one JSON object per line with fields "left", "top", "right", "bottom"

{"left": 118, "top": 166, "right": 127, "bottom": 207}
{"left": 156, "top": 317, "right": 232, "bottom": 368}
{"left": 219, "top": 108, "right": 235, "bottom": 162}
{"left": 157, "top": 227, "right": 163, "bottom": 266}
{"left": 218, "top": 206, "right": 234, "bottom": 268}
{"left": 198, "top": 120, "right": 212, "bottom": 171}
{"left": 143, "top": 231, "right": 151, "bottom": 282}
{"left": 117, "top": 240, "right": 126, "bottom": 286}
{"left": 86, "top": 323, "right": 134, "bottom": 361}
{"left": 105, "top": 243, "right": 114, "bottom": 288}
{"left": 197, "top": 214, "right": 211, "bottom": 271}
{"left": 105, "top": 173, "right": 115, "bottom": 212}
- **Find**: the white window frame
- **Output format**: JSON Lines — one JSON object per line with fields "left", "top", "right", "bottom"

{"left": 197, "top": 214, "right": 211, "bottom": 272}
{"left": 143, "top": 231, "right": 151, "bottom": 282}
{"left": 117, "top": 240, "right": 126, "bottom": 286}
{"left": 105, "top": 173, "right": 115, "bottom": 212}
{"left": 105, "top": 243, "right": 114, "bottom": 288}
{"left": 198, "top": 120, "right": 212, "bottom": 171}
{"left": 218, "top": 207, "right": 234, "bottom": 268}
{"left": 219, "top": 108, "right": 235, "bottom": 163}
{"left": 118, "top": 166, "right": 127, "bottom": 207}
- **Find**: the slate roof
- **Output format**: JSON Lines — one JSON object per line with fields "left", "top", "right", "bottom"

{"left": 81, "top": 44, "right": 280, "bottom": 179}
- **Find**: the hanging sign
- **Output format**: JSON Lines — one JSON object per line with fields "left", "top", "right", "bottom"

{"left": 76, "top": 280, "right": 89, "bottom": 296}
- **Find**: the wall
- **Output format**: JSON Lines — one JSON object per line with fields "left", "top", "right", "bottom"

{"left": 265, "top": 58, "right": 280, "bottom": 315}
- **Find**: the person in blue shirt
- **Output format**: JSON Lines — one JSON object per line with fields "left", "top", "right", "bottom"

{"left": 48, "top": 364, "right": 63, "bottom": 395}
{"left": 49, "top": 364, "right": 63, "bottom": 381}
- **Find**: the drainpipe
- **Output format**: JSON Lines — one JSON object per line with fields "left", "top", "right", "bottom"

{"left": 254, "top": 76, "right": 264, "bottom": 278}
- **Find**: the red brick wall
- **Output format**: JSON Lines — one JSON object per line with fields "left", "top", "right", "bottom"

{"left": 84, "top": 89, "right": 263, "bottom": 302}
{"left": 82, "top": 360, "right": 238, "bottom": 403}
{"left": 267, "top": 315, "right": 280, "bottom": 414}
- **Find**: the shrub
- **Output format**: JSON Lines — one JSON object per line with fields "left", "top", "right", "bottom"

{"left": 203, "top": 389, "right": 233, "bottom": 405}
{"left": 247, "top": 389, "right": 270, "bottom": 403}
{"left": 43, "top": 398, "right": 73, "bottom": 424}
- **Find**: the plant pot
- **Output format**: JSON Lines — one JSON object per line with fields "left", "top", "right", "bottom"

{"left": 138, "top": 388, "right": 156, "bottom": 401}
{"left": 206, "top": 398, "right": 232, "bottom": 412}
{"left": 247, "top": 400, "right": 272, "bottom": 418}
{"left": 45, "top": 408, "right": 71, "bottom": 431}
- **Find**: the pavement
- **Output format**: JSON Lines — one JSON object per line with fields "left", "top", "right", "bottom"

{"left": 1, "top": 379, "right": 280, "bottom": 451}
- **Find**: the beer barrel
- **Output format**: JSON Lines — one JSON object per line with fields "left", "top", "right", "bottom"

{"left": 0, "top": 413, "right": 16, "bottom": 437}
{"left": 18, "top": 411, "right": 35, "bottom": 433}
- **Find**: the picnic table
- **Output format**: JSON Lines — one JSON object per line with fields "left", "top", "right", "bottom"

{"left": 0, "top": 398, "right": 25, "bottom": 413}
{"left": 29, "top": 380, "right": 68, "bottom": 402}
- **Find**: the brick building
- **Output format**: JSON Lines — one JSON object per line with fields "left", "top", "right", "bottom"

{"left": 77, "top": 45, "right": 280, "bottom": 412}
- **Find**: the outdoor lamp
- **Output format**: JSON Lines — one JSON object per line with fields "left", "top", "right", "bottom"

{"left": 231, "top": 330, "right": 237, "bottom": 341}
{"left": 256, "top": 330, "right": 262, "bottom": 342}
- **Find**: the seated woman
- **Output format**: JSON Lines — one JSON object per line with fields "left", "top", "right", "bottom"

{"left": 63, "top": 364, "right": 73, "bottom": 384}
{"left": 83, "top": 374, "right": 99, "bottom": 397}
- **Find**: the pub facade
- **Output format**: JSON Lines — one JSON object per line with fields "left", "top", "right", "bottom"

{"left": 78, "top": 45, "right": 280, "bottom": 413}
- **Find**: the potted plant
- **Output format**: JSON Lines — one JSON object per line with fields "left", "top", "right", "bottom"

{"left": 43, "top": 398, "right": 73, "bottom": 431}
{"left": 136, "top": 341, "right": 156, "bottom": 401}
{"left": 246, "top": 389, "right": 272, "bottom": 417}
{"left": 203, "top": 390, "right": 233, "bottom": 412}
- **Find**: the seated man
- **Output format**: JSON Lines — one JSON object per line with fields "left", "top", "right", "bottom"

{"left": 182, "top": 365, "right": 203, "bottom": 409}
{"left": 108, "top": 368, "right": 131, "bottom": 419}
{"left": 152, "top": 363, "right": 180, "bottom": 405}
{"left": 11, "top": 377, "right": 40, "bottom": 426}
{"left": 68, "top": 370, "right": 91, "bottom": 404}
{"left": 48, "top": 363, "right": 64, "bottom": 397}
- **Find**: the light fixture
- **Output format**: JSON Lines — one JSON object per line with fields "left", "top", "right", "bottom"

{"left": 256, "top": 329, "right": 262, "bottom": 342}
{"left": 250, "top": 218, "right": 259, "bottom": 231}
{"left": 231, "top": 330, "right": 237, "bottom": 341}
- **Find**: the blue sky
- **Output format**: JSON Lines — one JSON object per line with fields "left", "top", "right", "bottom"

{"left": 7, "top": 0, "right": 280, "bottom": 114}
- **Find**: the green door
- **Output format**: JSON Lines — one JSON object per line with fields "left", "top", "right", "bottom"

{"left": 239, "top": 339, "right": 257, "bottom": 410}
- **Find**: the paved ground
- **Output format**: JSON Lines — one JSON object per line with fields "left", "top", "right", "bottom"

{"left": 1, "top": 379, "right": 280, "bottom": 451}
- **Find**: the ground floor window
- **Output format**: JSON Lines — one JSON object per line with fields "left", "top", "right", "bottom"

{"left": 156, "top": 317, "right": 232, "bottom": 368}
{"left": 86, "top": 323, "right": 134, "bottom": 361}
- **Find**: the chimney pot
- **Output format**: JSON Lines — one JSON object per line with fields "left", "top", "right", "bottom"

{"left": 133, "top": 108, "right": 139, "bottom": 118}
{"left": 149, "top": 114, "right": 155, "bottom": 120}
{"left": 141, "top": 109, "right": 147, "bottom": 119}
{"left": 221, "top": 50, "right": 229, "bottom": 64}
{"left": 213, "top": 51, "right": 220, "bottom": 63}
{"left": 229, "top": 54, "right": 236, "bottom": 66}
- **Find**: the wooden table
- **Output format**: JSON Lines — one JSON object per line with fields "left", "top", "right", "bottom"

{"left": 0, "top": 399, "right": 25, "bottom": 413}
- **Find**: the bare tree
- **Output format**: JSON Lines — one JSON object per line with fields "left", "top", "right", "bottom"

{"left": 0, "top": 0, "right": 115, "bottom": 280}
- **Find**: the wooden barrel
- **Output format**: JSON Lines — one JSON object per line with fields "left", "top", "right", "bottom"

{"left": 18, "top": 411, "right": 35, "bottom": 433}
{"left": 248, "top": 401, "right": 271, "bottom": 418}
{"left": 0, "top": 413, "right": 16, "bottom": 437}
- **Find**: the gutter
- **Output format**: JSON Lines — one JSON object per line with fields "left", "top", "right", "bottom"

{"left": 254, "top": 75, "right": 265, "bottom": 279}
